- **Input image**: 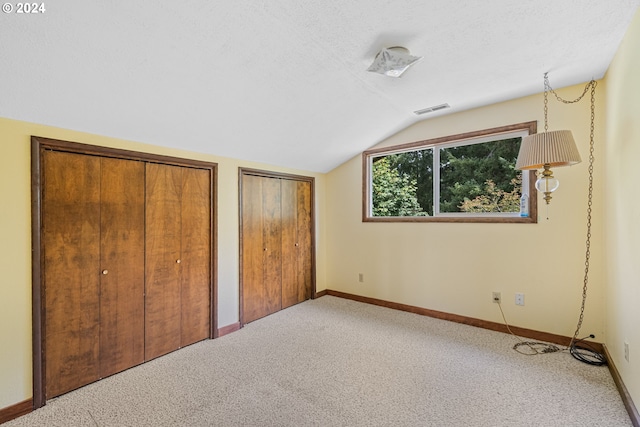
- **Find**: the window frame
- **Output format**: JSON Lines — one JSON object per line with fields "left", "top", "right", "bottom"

{"left": 362, "top": 121, "right": 538, "bottom": 223}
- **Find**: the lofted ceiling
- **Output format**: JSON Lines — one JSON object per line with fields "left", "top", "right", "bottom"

{"left": 1, "top": 1, "right": 639, "bottom": 172}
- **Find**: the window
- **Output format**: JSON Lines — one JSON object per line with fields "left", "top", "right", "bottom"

{"left": 363, "top": 122, "right": 538, "bottom": 223}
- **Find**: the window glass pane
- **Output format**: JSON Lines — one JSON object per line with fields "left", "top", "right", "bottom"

{"left": 372, "top": 149, "right": 433, "bottom": 216}
{"left": 439, "top": 137, "right": 522, "bottom": 213}
{"left": 363, "top": 122, "right": 536, "bottom": 222}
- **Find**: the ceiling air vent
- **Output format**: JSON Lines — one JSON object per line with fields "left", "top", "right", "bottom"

{"left": 413, "top": 103, "right": 450, "bottom": 115}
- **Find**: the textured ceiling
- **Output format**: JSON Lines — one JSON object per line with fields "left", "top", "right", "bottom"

{"left": 1, "top": 1, "right": 639, "bottom": 172}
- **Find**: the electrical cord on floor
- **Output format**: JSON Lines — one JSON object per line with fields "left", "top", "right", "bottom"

{"left": 570, "top": 335, "right": 607, "bottom": 366}
{"left": 497, "top": 300, "right": 607, "bottom": 365}
{"left": 496, "top": 300, "right": 561, "bottom": 355}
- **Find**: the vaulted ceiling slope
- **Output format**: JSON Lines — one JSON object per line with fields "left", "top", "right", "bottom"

{"left": 1, "top": 1, "right": 639, "bottom": 172}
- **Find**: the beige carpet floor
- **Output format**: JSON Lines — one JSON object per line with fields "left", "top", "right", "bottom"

{"left": 5, "top": 296, "right": 632, "bottom": 426}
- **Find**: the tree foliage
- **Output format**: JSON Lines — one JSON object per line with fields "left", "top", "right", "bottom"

{"left": 382, "top": 149, "right": 433, "bottom": 215}
{"left": 439, "top": 138, "right": 522, "bottom": 213}
{"left": 372, "top": 137, "right": 522, "bottom": 216}
{"left": 372, "top": 157, "right": 427, "bottom": 216}
{"left": 458, "top": 177, "right": 522, "bottom": 213}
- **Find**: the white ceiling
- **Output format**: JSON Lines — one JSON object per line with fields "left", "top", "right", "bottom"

{"left": 1, "top": 1, "right": 638, "bottom": 172}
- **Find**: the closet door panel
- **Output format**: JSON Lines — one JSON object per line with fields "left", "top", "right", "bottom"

{"left": 280, "top": 179, "right": 299, "bottom": 309}
{"left": 261, "top": 177, "right": 283, "bottom": 317}
{"left": 180, "top": 168, "right": 211, "bottom": 347}
{"left": 282, "top": 180, "right": 312, "bottom": 308}
{"left": 43, "top": 151, "right": 101, "bottom": 398}
{"left": 145, "top": 163, "right": 182, "bottom": 360}
{"left": 99, "top": 158, "right": 145, "bottom": 378}
{"left": 296, "top": 180, "right": 313, "bottom": 303}
{"left": 242, "top": 175, "right": 282, "bottom": 323}
{"left": 242, "top": 175, "right": 267, "bottom": 323}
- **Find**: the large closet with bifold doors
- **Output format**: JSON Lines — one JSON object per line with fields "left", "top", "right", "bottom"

{"left": 32, "top": 137, "right": 216, "bottom": 405}
{"left": 240, "top": 168, "right": 315, "bottom": 324}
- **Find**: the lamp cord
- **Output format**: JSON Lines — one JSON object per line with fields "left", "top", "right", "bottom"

{"left": 540, "top": 76, "right": 605, "bottom": 365}
{"left": 570, "top": 80, "right": 597, "bottom": 349}
{"left": 497, "top": 300, "right": 561, "bottom": 355}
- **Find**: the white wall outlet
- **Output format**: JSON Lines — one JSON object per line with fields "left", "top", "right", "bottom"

{"left": 492, "top": 292, "right": 501, "bottom": 304}
{"left": 624, "top": 341, "right": 629, "bottom": 362}
{"left": 358, "top": 273, "right": 364, "bottom": 283}
{"left": 515, "top": 293, "right": 525, "bottom": 306}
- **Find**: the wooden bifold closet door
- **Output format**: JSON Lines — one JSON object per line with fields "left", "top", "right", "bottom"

{"left": 39, "top": 141, "right": 214, "bottom": 402}
{"left": 145, "top": 163, "right": 211, "bottom": 360}
{"left": 43, "top": 151, "right": 145, "bottom": 398}
{"left": 280, "top": 178, "right": 312, "bottom": 309}
{"left": 241, "top": 171, "right": 313, "bottom": 324}
{"left": 242, "top": 175, "right": 283, "bottom": 323}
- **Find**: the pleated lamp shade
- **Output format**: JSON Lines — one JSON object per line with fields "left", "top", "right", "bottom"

{"left": 516, "top": 130, "right": 582, "bottom": 170}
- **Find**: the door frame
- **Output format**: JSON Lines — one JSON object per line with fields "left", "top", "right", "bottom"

{"left": 238, "top": 168, "right": 317, "bottom": 327}
{"left": 31, "top": 136, "right": 218, "bottom": 408}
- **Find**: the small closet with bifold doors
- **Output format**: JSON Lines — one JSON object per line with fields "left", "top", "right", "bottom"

{"left": 240, "top": 168, "right": 314, "bottom": 324}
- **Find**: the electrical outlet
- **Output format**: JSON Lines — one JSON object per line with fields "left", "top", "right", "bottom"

{"left": 515, "top": 293, "right": 525, "bottom": 306}
{"left": 492, "top": 292, "right": 501, "bottom": 304}
{"left": 624, "top": 341, "right": 629, "bottom": 362}
{"left": 358, "top": 273, "right": 364, "bottom": 283}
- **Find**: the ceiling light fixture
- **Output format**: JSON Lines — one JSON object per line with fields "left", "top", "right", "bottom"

{"left": 367, "top": 46, "right": 423, "bottom": 78}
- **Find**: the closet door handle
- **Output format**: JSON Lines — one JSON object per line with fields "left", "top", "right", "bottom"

{"left": 263, "top": 248, "right": 267, "bottom": 251}
{"left": 176, "top": 259, "right": 181, "bottom": 264}
{"left": 295, "top": 243, "right": 299, "bottom": 247}
{"left": 102, "top": 270, "right": 109, "bottom": 275}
